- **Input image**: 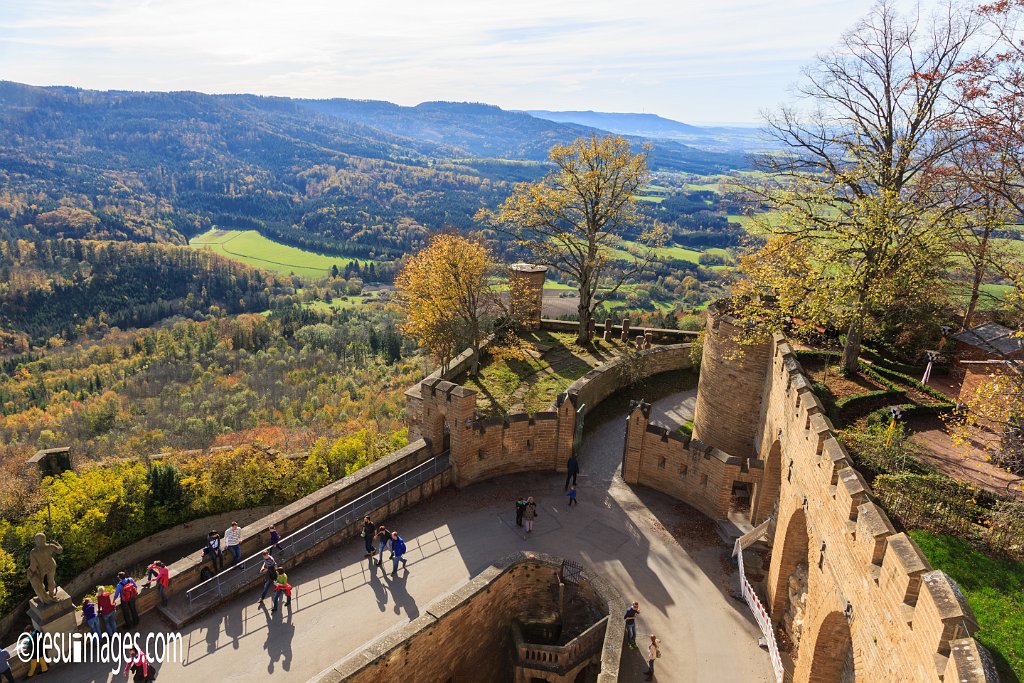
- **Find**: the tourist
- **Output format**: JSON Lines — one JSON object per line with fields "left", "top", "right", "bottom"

{"left": 565, "top": 453, "right": 580, "bottom": 490}
{"left": 114, "top": 572, "right": 140, "bottom": 629}
{"left": 271, "top": 565, "right": 292, "bottom": 613}
{"left": 123, "top": 645, "right": 153, "bottom": 682}
{"left": 154, "top": 561, "right": 170, "bottom": 607}
{"left": 0, "top": 640, "right": 12, "bottom": 683}
{"left": 205, "top": 529, "right": 224, "bottom": 572}
{"left": 389, "top": 531, "right": 408, "bottom": 576}
{"left": 82, "top": 597, "right": 100, "bottom": 636}
{"left": 644, "top": 634, "right": 661, "bottom": 680}
{"left": 375, "top": 525, "right": 392, "bottom": 567}
{"left": 224, "top": 521, "right": 242, "bottom": 566}
{"left": 624, "top": 601, "right": 640, "bottom": 649}
{"left": 258, "top": 550, "right": 277, "bottom": 604}
{"left": 361, "top": 516, "right": 376, "bottom": 557}
{"left": 523, "top": 496, "right": 537, "bottom": 532}
{"left": 21, "top": 629, "right": 48, "bottom": 678}
{"left": 142, "top": 560, "right": 160, "bottom": 588}
{"left": 515, "top": 496, "right": 526, "bottom": 527}
{"left": 96, "top": 585, "right": 117, "bottom": 637}
{"left": 268, "top": 524, "right": 282, "bottom": 553}
{"left": 567, "top": 484, "right": 578, "bottom": 507}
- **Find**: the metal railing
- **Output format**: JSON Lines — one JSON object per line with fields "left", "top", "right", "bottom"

{"left": 185, "top": 452, "right": 450, "bottom": 609}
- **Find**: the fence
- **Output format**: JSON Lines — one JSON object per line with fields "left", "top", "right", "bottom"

{"left": 732, "top": 519, "right": 784, "bottom": 683}
{"left": 185, "top": 453, "right": 450, "bottom": 609}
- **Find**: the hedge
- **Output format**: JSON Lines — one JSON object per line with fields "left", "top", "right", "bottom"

{"left": 863, "top": 363, "right": 952, "bottom": 403}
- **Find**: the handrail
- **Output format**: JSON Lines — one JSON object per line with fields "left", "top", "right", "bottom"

{"left": 185, "top": 452, "right": 450, "bottom": 609}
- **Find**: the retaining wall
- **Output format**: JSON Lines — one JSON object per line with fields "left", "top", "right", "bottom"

{"left": 316, "top": 552, "right": 624, "bottom": 683}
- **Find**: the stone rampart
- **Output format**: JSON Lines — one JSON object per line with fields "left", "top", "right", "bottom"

{"left": 754, "top": 333, "right": 997, "bottom": 682}
{"left": 315, "top": 552, "right": 624, "bottom": 683}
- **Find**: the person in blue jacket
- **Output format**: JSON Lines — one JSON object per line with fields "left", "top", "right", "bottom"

{"left": 389, "top": 531, "right": 408, "bottom": 576}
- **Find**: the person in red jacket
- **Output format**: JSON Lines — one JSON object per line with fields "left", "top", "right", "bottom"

{"left": 153, "top": 561, "right": 170, "bottom": 607}
{"left": 96, "top": 585, "right": 117, "bottom": 637}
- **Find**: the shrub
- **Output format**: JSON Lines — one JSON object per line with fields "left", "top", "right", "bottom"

{"left": 873, "top": 473, "right": 986, "bottom": 543}
{"left": 840, "top": 422, "right": 931, "bottom": 481}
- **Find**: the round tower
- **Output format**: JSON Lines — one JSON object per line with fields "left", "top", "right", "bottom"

{"left": 691, "top": 301, "right": 773, "bottom": 460}
{"left": 509, "top": 263, "right": 547, "bottom": 330}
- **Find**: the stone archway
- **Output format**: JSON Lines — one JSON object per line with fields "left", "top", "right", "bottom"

{"left": 752, "top": 439, "right": 782, "bottom": 524}
{"left": 802, "top": 610, "right": 855, "bottom": 683}
{"left": 769, "top": 507, "right": 809, "bottom": 650}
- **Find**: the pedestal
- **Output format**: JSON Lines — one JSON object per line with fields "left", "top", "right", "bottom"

{"left": 27, "top": 587, "right": 79, "bottom": 634}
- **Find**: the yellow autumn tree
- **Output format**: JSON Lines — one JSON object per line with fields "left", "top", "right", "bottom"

{"left": 394, "top": 234, "right": 507, "bottom": 375}
{"left": 481, "top": 134, "right": 663, "bottom": 345}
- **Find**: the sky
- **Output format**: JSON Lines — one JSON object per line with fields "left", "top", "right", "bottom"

{"left": 0, "top": 0, "right": 920, "bottom": 125}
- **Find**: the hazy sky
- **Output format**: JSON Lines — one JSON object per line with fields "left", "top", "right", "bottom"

{"left": 2, "top": 0, "right": 905, "bottom": 124}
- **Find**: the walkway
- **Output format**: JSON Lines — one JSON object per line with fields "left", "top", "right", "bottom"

{"left": 55, "top": 388, "right": 773, "bottom": 683}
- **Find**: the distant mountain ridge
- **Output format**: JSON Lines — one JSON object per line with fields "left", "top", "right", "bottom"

{"left": 0, "top": 81, "right": 750, "bottom": 258}
{"left": 523, "top": 109, "right": 770, "bottom": 153}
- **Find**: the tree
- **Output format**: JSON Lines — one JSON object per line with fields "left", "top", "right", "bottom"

{"left": 393, "top": 234, "right": 507, "bottom": 375}
{"left": 736, "top": 0, "right": 976, "bottom": 372}
{"left": 482, "top": 134, "right": 664, "bottom": 345}
{"left": 949, "top": 363, "right": 1024, "bottom": 477}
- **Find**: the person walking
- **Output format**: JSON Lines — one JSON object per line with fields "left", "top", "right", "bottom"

{"left": 114, "top": 572, "right": 140, "bottom": 629}
{"left": 271, "top": 566, "right": 292, "bottom": 613}
{"left": 224, "top": 521, "right": 243, "bottom": 566}
{"left": 375, "top": 525, "right": 391, "bottom": 567}
{"left": 82, "top": 597, "right": 101, "bottom": 636}
{"left": 205, "top": 529, "right": 224, "bottom": 572}
{"left": 644, "top": 634, "right": 661, "bottom": 680}
{"left": 258, "top": 550, "right": 277, "bottom": 604}
{"left": 268, "top": 525, "right": 282, "bottom": 553}
{"left": 515, "top": 496, "right": 526, "bottom": 527}
{"left": 0, "top": 642, "right": 13, "bottom": 683}
{"left": 97, "top": 585, "right": 117, "bottom": 637}
{"left": 361, "top": 516, "right": 376, "bottom": 557}
{"left": 123, "top": 646, "right": 153, "bottom": 682}
{"left": 566, "top": 485, "right": 578, "bottom": 507}
{"left": 565, "top": 453, "right": 580, "bottom": 491}
{"left": 624, "top": 601, "right": 640, "bottom": 649}
{"left": 523, "top": 497, "right": 538, "bottom": 532}
{"left": 153, "top": 561, "right": 170, "bottom": 607}
{"left": 389, "top": 531, "right": 408, "bottom": 576}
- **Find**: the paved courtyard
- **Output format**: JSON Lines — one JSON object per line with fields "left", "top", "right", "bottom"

{"left": 51, "top": 388, "right": 773, "bottom": 682}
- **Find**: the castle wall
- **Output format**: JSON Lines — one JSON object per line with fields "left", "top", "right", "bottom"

{"left": 622, "top": 404, "right": 762, "bottom": 519}
{"left": 318, "top": 552, "right": 624, "bottom": 683}
{"left": 754, "top": 333, "right": 995, "bottom": 683}
{"left": 691, "top": 304, "right": 772, "bottom": 460}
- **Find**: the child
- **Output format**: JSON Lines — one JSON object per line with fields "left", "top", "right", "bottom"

{"left": 82, "top": 597, "right": 100, "bottom": 635}
{"left": 271, "top": 566, "right": 292, "bottom": 612}
{"left": 566, "top": 485, "right": 578, "bottom": 507}
{"left": 515, "top": 496, "right": 526, "bottom": 526}
{"left": 268, "top": 525, "right": 282, "bottom": 553}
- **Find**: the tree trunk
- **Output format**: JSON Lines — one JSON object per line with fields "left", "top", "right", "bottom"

{"left": 577, "top": 294, "right": 591, "bottom": 346}
{"left": 841, "top": 315, "right": 864, "bottom": 375}
{"left": 962, "top": 229, "right": 991, "bottom": 331}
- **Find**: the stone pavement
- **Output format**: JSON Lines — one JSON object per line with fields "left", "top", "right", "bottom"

{"left": 51, "top": 388, "right": 773, "bottom": 682}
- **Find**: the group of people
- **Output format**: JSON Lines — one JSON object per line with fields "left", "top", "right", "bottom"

{"left": 79, "top": 569, "right": 145, "bottom": 642}
{"left": 203, "top": 521, "right": 247, "bottom": 572}
{"left": 624, "top": 600, "right": 661, "bottom": 679}
{"left": 257, "top": 550, "right": 292, "bottom": 613}
{"left": 361, "top": 517, "right": 409, "bottom": 576}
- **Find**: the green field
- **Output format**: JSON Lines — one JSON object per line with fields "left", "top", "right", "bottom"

{"left": 190, "top": 229, "right": 364, "bottom": 278}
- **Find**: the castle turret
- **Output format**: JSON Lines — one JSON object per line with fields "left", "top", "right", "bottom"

{"left": 509, "top": 263, "right": 547, "bottom": 330}
{"left": 691, "top": 302, "right": 772, "bottom": 461}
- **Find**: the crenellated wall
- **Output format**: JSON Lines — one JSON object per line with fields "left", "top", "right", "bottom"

{"left": 754, "top": 332, "right": 997, "bottom": 683}
{"left": 413, "top": 342, "right": 695, "bottom": 488}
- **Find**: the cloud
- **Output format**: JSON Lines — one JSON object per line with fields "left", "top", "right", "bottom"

{"left": 0, "top": 0, "right": 904, "bottom": 122}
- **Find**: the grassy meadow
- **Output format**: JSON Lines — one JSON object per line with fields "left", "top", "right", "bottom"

{"left": 190, "top": 229, "right": 364, "bottom": 278}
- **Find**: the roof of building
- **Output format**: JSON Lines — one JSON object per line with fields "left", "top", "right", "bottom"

{"left": 952, "top": 322, "right": 1024, "bottom": 358}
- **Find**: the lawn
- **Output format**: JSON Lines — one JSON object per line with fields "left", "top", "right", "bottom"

{"left": 190, "top": 228, "right": 365, "bottom": 278}
{"left": 910, "top": 531, "right": 1023, "bottom": 682}
{"left": 460, "top": 330, "right": 629, "bottom": 416}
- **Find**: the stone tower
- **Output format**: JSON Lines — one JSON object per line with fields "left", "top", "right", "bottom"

{"left": 509, "top": 263, "right": 547, "bottom": 330}
{"left": 691, "top": 302, "right": 772, "bottom": 461}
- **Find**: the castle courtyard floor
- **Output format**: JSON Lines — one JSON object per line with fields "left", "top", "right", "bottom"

{"left": 54, "top": 388, "right": 774, "bottom": 682}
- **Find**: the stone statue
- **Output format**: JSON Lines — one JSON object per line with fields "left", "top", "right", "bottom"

{"left": 27, "top": 532, "right": 62, "bottom": 604}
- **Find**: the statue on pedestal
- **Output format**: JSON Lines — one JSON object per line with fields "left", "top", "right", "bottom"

{"left": 27, "top": 533, "right": 62, "bottom": 604}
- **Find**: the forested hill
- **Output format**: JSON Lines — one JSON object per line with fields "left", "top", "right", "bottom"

{"left": 0, "top": 82, "right": 745, "bottom": 256}
{"left": 0, "top": 239, "right": 283, "bottom": 349}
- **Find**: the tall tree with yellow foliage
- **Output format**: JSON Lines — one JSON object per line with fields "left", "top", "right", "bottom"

{"left": 481, "top": 134, "right": 663, "bottom": 345}
{"left": 394, "top": 234, "right": 507, "bottom": 375}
